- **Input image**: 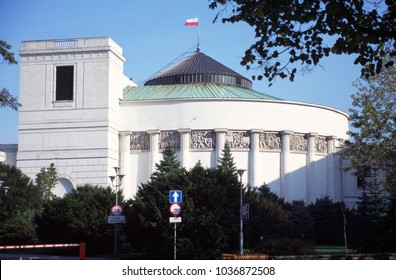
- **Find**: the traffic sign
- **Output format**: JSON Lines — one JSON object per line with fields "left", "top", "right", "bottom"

{"left": 169, "top": 190, "right": 182, "bottom": 203}
{"left": 111, "top": 205, "right": 123, "bottom": 216}
{"left": 169, "top": 217, "right": 182, "bottom": 223}
{"left": 169, "top": 203, "right": 182, "bottom": 216}
{"left": 108, "top": 215, "right": 125, "bottom": 224}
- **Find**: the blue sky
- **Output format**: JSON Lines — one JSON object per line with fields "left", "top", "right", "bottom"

{"left": 0, "top": 0, "right": 361, "bottom": 144}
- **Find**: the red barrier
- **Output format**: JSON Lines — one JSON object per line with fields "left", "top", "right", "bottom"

{"left": 0, "top": 242, "right": 86, "bottom": 260}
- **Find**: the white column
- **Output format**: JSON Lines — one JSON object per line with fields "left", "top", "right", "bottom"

{"left": 178, "top": 128, "right": 191, "bottom": 168}
{"left": 148, "top": 130, "right": 160, "bottom": 175}
{"left": 327, "top": 136, "right": 337, "bottom": 200}
{"left": 280, "top": 130, "right": 293, "bottom": 199}
{"left": 215, "top": 128, "right": 228, "bottom": 166}
{"left": 306, "top": 132, "right": 318, "bottom": 203}
{"left": 250, "top": 129, "right": 262, "bottom": 187}
{"left": 119, "top": 131, "right": 133, "bottom": 198}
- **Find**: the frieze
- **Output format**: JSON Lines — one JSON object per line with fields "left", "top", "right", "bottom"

{"left": 226, "top": 131, "right": 250, "bottom": 149}
{"left": 130, "top": 132, "right": 150, "bottom": 150}
{"left": 190, "top": 131, "right": 216, "bottom": 149}
{"left": 315, "top": 136, "right": 327, "bottom": 153}
{"left": 290, "top": 134, "right": 307, "bottom": 152}
{"left": 159, "top": 131, "right": 180, "bottom": 149}
{"left": 259, "top": 132, "right": 281, "bottom": 150}
{"left": 20, "top": 51, "right": 108, "bottom": 62}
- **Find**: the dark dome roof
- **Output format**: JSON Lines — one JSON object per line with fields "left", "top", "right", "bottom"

{"left": 144, "top": 51, "right": 252, "bottom": 89}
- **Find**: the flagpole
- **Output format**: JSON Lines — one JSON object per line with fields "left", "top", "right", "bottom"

{"left": 185, "top": 18, "right": 200, "bottom": 51}
{"left": 197, "top": 22, "right": 200, "bottom": 51}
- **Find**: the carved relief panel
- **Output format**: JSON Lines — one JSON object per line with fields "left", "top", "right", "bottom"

{"left": 259, "top": 132, "right": 281, "bottom": 150}
{"left": 130, "top": 132, "right": 150, "bottom": 151}
{"left": 226, "top": 131, "right": 250, "bottom": 149}
{"left": 315, "top": 136, "right": 328, "bottom": 154}
{"left": 290, "top": 134, "right": 307, "bottom": 152}
{"left": 190, "top": 131, "right": 216, "bottom": 149}
{"left": 159, "top": 131, "right": 180, "bottom": 149}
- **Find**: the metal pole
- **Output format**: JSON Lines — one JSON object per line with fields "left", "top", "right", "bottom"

{"left": 174, "top": 223, "right": 177, "bottom": 260}
{"left": 237, "top": 169, "right": 245, "bottom": 256}
{"left": 114, "top": 223, "right": 118, "bottom": 257}
{"left": 239, "top": 178, "right": 243, "bottom": 255}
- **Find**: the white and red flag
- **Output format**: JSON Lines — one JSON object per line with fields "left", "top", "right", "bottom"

{"left": 185, "top": 18, "right": 199, "bottom": 26}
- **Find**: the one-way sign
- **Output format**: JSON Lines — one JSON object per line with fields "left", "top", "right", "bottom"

{"left": 169, "top": 190, "right": 182, "bottom": 203}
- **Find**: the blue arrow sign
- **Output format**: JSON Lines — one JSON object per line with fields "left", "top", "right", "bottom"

{"left": 169, "top": 190, "right": 182, "bottom": 203}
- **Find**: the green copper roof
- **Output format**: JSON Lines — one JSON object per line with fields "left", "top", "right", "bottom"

{"left": 123, "top": 84, "right": 282, "bottom": 101}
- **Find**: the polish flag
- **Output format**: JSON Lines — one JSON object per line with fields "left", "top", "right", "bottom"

{"left": 185, "top": 18, "right": 199, "bottom": 26}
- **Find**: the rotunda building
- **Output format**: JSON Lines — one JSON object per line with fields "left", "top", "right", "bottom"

{"left": 119, "top": 50, "right": 357, "bottom": 204}
{"left": 15, "top": 37, "right": 358, "bottom": 204}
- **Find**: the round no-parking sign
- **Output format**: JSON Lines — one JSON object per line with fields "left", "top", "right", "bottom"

{"left": 169, "top": 203, "right": 181, "bottom": 216}
{"left": 111, "top": 205, "right": 123, "bottom": 216}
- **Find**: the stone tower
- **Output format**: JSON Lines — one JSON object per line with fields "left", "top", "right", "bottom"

{"left": 17, "top": 37, "right": 135, "bottom": 196}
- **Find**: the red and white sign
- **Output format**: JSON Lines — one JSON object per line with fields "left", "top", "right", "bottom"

{"left": 169, "top": 203, "right": 181, "bottom": 216}
{"left": 111, "top": 205, "right": 123, "bottom": 216}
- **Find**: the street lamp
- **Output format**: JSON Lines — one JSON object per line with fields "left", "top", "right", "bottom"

{"left": 0, "top": 181, "right": 10, "bottom": 195}
{"left": 0, "top": 180, "right": 10, "bottom": 205}
{"left": 237, "top": 169, "right": 246, "bottom": 255}
{"left": 109, "top": 167, "right": 125, "bottom": 257}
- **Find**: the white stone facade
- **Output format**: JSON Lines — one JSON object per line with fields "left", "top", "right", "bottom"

{"left": 17, "top": 38, "right": 136, "bottom": 194}
{"left": 10, "top": 37, "right": 359, "bottom": 204}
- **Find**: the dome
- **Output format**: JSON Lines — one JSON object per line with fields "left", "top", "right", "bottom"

{"left": 144, "top": 51, "right": 252, "bottom": 89}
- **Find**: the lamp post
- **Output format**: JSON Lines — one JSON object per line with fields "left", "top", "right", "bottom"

{"left": 237, "top": 169, "right": 246, "bottom": 255}
{"left": 0, "top": 181, "right": 10, "bottom": 194}
{"left": 0, "top": 180, "right": 10, "bottom": 205}
{"left": 109, "top": 167, "right": 125, "bottom": 257}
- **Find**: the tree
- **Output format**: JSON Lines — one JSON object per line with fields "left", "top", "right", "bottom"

{"left": 308, "top": 197, "right": 345, "bottom": 245}
{"left": 36, "top": 163, "right": 58, "bottom": 200}
{"left": 209, "top": 0, "right": 396, "bottom": 85}
{"left": 217, "top": 142, "right": 237, "bottom": 173}
{"left": 342, "top": 60, "right": 396, "bottom": 191}
{"left": 130, "top": 145, "right": 188, "bottom": 259}
{"left": 36, "top": 185, "right": 117, "bottom": 255}
{"left": 0, "top": 40, "right": 20, "bottom": 110}
{"left": 341, "top": 55, "right": 395, "bottom": 253}
{"left": 350, "top": 175, "right": 389, "bottom": 252}
{"left": 0, "top": 163, "right": 43, "bottom": 244}
{"left": 244, "top": 186, "right": 312, "bottom": 255}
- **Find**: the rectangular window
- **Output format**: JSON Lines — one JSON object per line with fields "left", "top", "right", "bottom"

{"left": 56, "top": 66, "right": 74, "bottom": 101}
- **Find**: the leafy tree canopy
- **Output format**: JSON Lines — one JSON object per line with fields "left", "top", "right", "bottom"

{"left": 36, "top": 163, "right": 58, "bottom": 200}
{"left": 0, "top": 39, "right": 20, "bottom": 110}
{"left": 0, "top": 40, "right": 17, "bottom": 65}
{"left": 209, "top": 0, "right": 396, "bottom": 85}
{"left": 342, "top": 56, "right": 395, "bottom": 190}
{"left": 0, "top": 163, "right": 43, "bottom": 244}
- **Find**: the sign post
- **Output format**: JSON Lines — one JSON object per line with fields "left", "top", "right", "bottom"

{"left": 169, "top": 190, "right": 182, "bottom": 260}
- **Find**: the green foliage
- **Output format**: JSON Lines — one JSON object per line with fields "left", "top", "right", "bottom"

{"left": 0, "top": 88, "right": 21, "bottom": 111}
{"left": 130, "top": 145, "right": 188, "bottom": 259}
{"left": 341, "top": 57, "right": 395, "bottom": 252}
{"left": 244, "top": 186, "right": 312, "bottom": 255}
{"left": 180, "top": 163, "right": 240, "bottom": 259}
{"left": 217, "top": 142, "right": 237, "bottom": 174}
{"left": 0, "top": 39, "right": 20, "bottom": 111}
{"left": 0, "top": 40, "right": 17, "bottom": 64}
{"left": 350, "top": 176, "right": 390, "bottom": 253}
{"left": 209, "top": 1, "right": 396, "bottom": 84}
{"left": 0, "top": 163, "right": 43, "bottom": 245}
{"left": 342, "top": 60, "right": 396, "bottom": 191}
{"left": 308, "top": 197, "right": 345, "bottom": 245}
{"left": 0, "top": 210, "right": 39, "bottom": 245}
{"left": 35, "top": 163, "right": 58, "bottom": 200}
{"left": 36, "top": 185, "right": 117, "bottom": 255}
